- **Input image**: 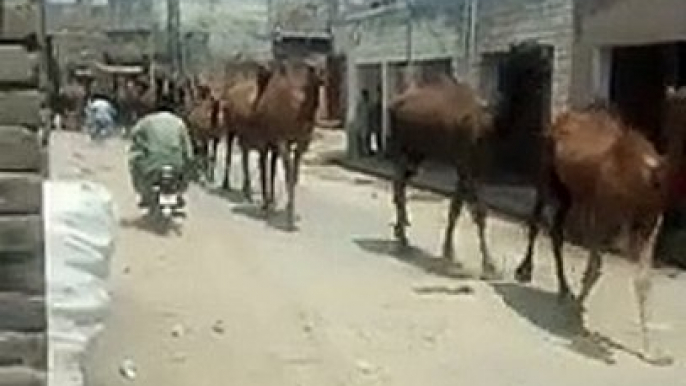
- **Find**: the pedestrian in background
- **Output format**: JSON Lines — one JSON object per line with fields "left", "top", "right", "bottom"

{"left": 354, "top": 89, "right": 371, "bottom": 157}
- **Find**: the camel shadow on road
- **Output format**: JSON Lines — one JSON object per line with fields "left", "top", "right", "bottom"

{"left": 231, "top": 204, "right": 300, "bottom": 233}
{"left": 203, "top": 185, "right": 250, "bottom": 204}
{"left": 119, "top": 216, "right": 183, "bottom": 237}
{"left": 354, "top": 238, "right": 479, "bottom": 280}
{"left": 354, "top": 238, "right": 636, "bottom": 364}
{"left": 490, "top": 283, "right": 662, "bottom": 366}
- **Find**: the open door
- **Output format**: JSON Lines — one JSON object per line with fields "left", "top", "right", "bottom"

{"left": 491, "top": 42, "right": 554, "bottom": 184}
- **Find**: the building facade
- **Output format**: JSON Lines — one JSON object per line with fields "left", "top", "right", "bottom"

{"left": 45, "top": 1, "right": 110, "bottom": 85}
{"left": 570, "top": 0, "right": 686, "bottom": 146}
{"left": 154, "top": 0, "right": 271, "bottom": 64}
{"left": 337, "top": 0, "right": 464, "bottom": 155}
{"left": 109, "top": 0, "right": 154, "bottom": 30}
{"left": 339, "top": 0, "right": 574, "bottom": 170}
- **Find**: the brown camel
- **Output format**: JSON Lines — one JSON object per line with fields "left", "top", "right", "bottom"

{"left": 219, "top": 75, "right": 271, "bottom": 199}
{"left": 138, "top": 79, "right": 157, "bottom": 115}
{"left": 117, "top": 79, "right": 145, "bottom": 129}
{"left": 185, "top": 82, "right": 221, "bottom": 182}
{"left": 252, "top": 59, "right": 323, "bottom": 229}
{"left": 60, "top": 81, "right": 87, "bottom": 131}
{"left": 514, "top": 104, "right": 669, "bottom": 362}
{"left": 387, "top": 73, "right": 498, "bottom": 279}
{"left": 218, "top": 60, "right": 267, "bottom": 195}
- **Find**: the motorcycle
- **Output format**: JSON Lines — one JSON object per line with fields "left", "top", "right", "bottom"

{"left": 146, "top": 165, "right": 187, "bottom": 230}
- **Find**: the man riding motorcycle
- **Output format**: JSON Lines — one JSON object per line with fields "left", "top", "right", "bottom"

{"left": 128, "top": 96, "right": 194, "bottom": 208}
{"left": 85, "top": 95, "right": 117, "bottom": 139}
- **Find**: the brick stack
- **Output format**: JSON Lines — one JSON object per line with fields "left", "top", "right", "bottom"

{"left": 0, "top": 0, "right": 47, "bottom": 384}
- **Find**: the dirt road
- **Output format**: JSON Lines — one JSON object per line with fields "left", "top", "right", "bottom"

{"left": 50, "top": 132, "right": 686, "bottom": 386}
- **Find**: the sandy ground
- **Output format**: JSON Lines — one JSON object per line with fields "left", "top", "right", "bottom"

{"left": 49, "top": 131, "right": 686, "bottom": 386}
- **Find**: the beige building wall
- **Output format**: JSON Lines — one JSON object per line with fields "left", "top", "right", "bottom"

{"left": 570, "top": 0, "right": 686, "bottom": 107}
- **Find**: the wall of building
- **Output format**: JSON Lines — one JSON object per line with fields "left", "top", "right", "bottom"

{"left": 340, "top": 1, "right": 469, "bottom": 146}
{"left": 349, "top": 9, "right": 464, "bottom": 65}
{"left": 51, "top": 31, "right": 107, "bottom": 83}
{"left": 272, "top": 0, "right": 332, "bottom": 34}
{"left": 45, "top": 2, "right": 110, "bottom": 82}
{"left": 153, "top": 0, "right": 270, "bottom": 63}
{"left": 340, "top": 0, "right": 574, "bottom": 153}
{"left": 474, "top": 0, "right": 574, "bottom": 115}
{"left": 570, "top": 0, "right": 686, "bottom": 107}
{"left": 109, "top": 0, "right": 154, "bottom": 30}
{"left": 45, "top": 2, "right": 109, "bottom": 33}
{"left": 0, "top": 0, "right": 48, "bottom": 383}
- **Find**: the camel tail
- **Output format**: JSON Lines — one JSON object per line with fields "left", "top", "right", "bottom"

{"left": 211, "top": 99, "right": 221, "bottom": 129}
{"left": 386, "top": 105, "right": 403, "bottom": 160}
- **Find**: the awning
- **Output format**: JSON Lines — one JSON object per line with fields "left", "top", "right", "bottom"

{"left": 93, "top": 61, "right": 146, "bottom": 75}
{"left": 73, "top": 68, "right": 94, "bottom": 78}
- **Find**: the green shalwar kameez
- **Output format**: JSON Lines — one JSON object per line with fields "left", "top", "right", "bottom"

{"left": 128, "top": 112, "right": 194, "bottom": 200}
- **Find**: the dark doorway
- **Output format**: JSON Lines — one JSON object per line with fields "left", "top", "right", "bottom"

{"left": 326, "top": 54, "right": 345, "bottom": 123}
{"left": 491, "top": 42, "right": 554, "bottom": 185}
{"left": 611, "top": 42, "right": 686, "bottom": 268}
{"left": 610, "top": 42, "right": 686, "bottom": 151}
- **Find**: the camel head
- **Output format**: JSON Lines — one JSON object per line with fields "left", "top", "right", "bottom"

{"left": 255, "top": 61, "right": 274, "bottom": 99}
{"left": 476, "top": 97, "right": 497, "bottom": 135}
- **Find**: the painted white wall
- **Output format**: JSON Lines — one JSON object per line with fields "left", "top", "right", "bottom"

{"left": 153, "top": 0, "right": 271, "bottom": 60}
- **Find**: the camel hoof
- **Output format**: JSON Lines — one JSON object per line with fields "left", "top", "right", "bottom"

{"left": 261, "top": 201, "right": 275, "bottom": 216}
{"left": 514, "top": 265, "right": 533, "bottom": 284}
{"left": 395, "top": 236, "right": 409, "bottom": 252}
{"left": 480, "top": 265, "right": 503, "bottom": 282}
{"left": 242, "top": 189, "right": 253, "bottom": 202}
{"left": 393, "top": 224, "right": 408, "bottom": 243}
{"left": 642, "top": 350, "right": 674, "bottom": 367}
{"left": 442, "top": 246, "right": 454, "bottom": 262}
{"left": 557, "top": 287, "right": 576, "bottom": 302}
{"left": 560, "top": 294, "right": 585, "bottom": 316}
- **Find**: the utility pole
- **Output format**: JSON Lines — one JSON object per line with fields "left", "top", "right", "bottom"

{"left": 167, "top": 0, "right": 182, "bottom": 77}
{"left": 267, "top": 0, "right": 276, "bottom": 59}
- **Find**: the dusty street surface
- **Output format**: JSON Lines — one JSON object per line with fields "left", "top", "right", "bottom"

{"left": 50, "top": 131, "right": 686, "bottom": 386}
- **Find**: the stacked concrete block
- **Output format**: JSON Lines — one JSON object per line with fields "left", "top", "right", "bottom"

{"left": 0, "top": 0, "right": 47, "bottom": 384}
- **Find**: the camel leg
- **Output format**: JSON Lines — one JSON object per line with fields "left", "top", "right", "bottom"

{"left": 515, "top": 186, "right": 546, "bottom": 284}
{"left": 441, "top": 175, "right": 465, "bottom": 266}
{"left": 223, "top": 132, "right": 235, "bottom": 190}
{"left": 204, "top": 138, "right": 212, "bottom": 183}
{"left": 207, "top": 137, "right": 219, "bottom": 183}
{"left": 550, "top": 198, "right": 574, "bottom": 302}
{"left": 192, "top": 138, "right": 207, "bottom": 183}
{"left": 578, "top": 220, "right": 603, "bottom": 307}
{"left": 470, "top": 188, "right": 499, "bottom": 280}
{"left": 201, "top": 139, "right": 211, "bottom": 183}
{"left": 269, "top": 144, "right": 278, "bottom": 206}
{"left": 293, "top": 142, "right": 304, "bottom": 186}
{"left": 630, "top": 216, "right": 664, "bottom": 361}
{"left": 240, "top": 143, "right": 252, "bottom": 202}
{"left": 258, "top": 148, "right": 271, "bottom": 213}
{"left": 280, "top": 142, "right": 296, "bottom": 231}
{"left": 392, "top": 157, "right": 416, "bottom": 248}
{"left": 458, "top": 171, "right": 498, "bottom": 280}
